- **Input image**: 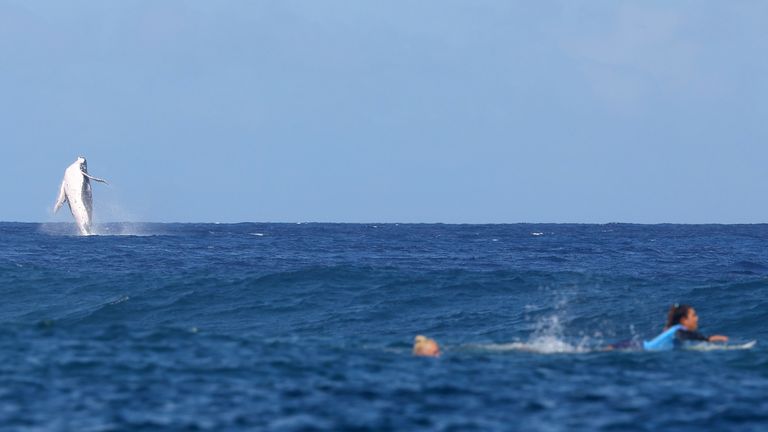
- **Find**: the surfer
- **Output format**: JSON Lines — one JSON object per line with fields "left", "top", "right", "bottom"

{"left": 606, "top": 304, "right": 728, "bottom": 351}
{"left": 413, "top": 335, "right": 441, "bottom": 357}
{"left": 642, "top": 304, "right": 728, "bottom": 351}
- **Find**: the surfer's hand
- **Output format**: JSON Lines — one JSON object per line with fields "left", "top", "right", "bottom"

{"left": 708, "top": 335, "right": 728, "bottom": 343}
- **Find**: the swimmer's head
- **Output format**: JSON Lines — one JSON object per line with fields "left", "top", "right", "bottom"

{"left": 666, "top": 304, "right": 698, "bottom": 330}
{"left": 413, "top": 335, "right": 441, "bottom": 357}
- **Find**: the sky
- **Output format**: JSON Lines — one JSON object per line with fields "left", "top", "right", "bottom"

{"left": 1, "top": 1, "right": 766, "bottom": 224}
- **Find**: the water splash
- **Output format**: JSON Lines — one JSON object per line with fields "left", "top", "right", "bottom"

{"left": 466, "top": 311, "right": 596, "bottom": 354}
{"left": 526, "top": 314, "right": 590, "bottom": 353}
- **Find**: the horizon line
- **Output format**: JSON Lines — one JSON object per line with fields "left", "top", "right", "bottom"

{"left": 2, "top": 221, "right": 767, "bottom": 226}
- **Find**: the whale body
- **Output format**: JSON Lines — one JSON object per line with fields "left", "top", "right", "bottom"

{"left": 54, "top": 157, "right": 108, "bottom": 235}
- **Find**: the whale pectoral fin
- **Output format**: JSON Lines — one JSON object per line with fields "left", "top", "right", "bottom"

{"left": 81, "top": 171, "right": 109, "bottom": 185}
{"left": 53, "top": 181, "right": 67, "bottom": 213}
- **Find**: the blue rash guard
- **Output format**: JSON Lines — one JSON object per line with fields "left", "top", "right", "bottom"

{"left": 643, "top": 324, "right": 683, "bottom": 351}
{"left": 643, "top": 324, "right": 710, "bottom": 351}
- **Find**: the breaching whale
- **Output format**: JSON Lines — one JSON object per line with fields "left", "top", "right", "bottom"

{"left": 53, "top": 157, "right": 109, "bottom": 235}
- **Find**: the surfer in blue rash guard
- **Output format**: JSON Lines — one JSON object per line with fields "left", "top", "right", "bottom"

{"left": 606, "top": 304, "right": 728, "bottom": 351}
{"left": 642, "top": 304, "right": 728, "bottom": 351}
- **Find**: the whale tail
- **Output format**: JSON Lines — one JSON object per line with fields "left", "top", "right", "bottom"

{"left": 53, "top": 180, "right": 67, "bottom": 214}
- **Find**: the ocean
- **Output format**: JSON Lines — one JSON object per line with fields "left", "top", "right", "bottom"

{"left": 1, "top": 222, "right": 767, "bottom": 431}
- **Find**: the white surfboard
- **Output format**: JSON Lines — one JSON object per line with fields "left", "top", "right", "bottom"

{"left": 684, "top": 340, "right": 757, "bottom": 351}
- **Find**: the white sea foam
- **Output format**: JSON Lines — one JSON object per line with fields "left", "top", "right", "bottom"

{"left": 108, "top": 295, "right": 130, "bottom": 305}
{"left": 91, "top": 223, "right": 155, "bottom": 236}
{"left": 473, "top": 339, "right": 587, "bottom": 354}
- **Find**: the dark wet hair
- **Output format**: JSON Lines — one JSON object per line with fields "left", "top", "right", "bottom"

{"left": 665, "top": 304, "right": 692, "bottom": 329}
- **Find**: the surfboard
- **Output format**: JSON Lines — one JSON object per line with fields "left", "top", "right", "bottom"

{"left": 683, "top": 340, "right": 757, "bottom": 351}
{"left": 460, "top": 340, "right": 757, "bottom": 355}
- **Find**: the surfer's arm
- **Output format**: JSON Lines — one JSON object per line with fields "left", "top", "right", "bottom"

{"left": 677, "top": 329, "right": 727, "bottom": 343}
{"left": 676, "top": 329, "right": 709, "bottom": 342}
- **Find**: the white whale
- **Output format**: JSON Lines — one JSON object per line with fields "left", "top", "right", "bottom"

{"left": 53, "top": 157, "right": 108, "bottom": 235}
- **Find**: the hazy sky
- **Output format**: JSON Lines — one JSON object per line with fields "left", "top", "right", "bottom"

{"left": 2, "top": 1, "right": 766, "bottom": 223}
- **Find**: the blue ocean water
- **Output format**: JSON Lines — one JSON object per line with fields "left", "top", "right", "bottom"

{"left": 1, "top": 222, "right": 767, "bottom": 431}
